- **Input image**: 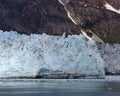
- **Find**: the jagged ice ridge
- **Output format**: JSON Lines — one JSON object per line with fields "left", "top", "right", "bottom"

{"left": 0, "top": 30, "right": 105, "bottom": 78}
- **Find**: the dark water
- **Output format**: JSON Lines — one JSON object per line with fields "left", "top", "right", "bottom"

{"left": 0, "top": 78, "right": 120, "bottom": 96}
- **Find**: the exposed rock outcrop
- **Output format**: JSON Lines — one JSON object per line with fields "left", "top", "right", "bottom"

{"left": 0, "top": 0, "right": 79, "bottom": 36}
{"left": 59, "top": 0, "right": 120, "bottom": 43}
{"left": 0, "top": 0, "right": 120, "bottom": 43}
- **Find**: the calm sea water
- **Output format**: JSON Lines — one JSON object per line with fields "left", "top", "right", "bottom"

{"left": 0, "top": 76, "right": 120, "bottom": 96}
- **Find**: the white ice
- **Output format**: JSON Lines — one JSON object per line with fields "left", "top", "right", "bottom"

{"left": 98, "top": 43, "right": 120, "bottom": 74}
{"left": 0, "top": 30, "right": 105, "bottom": 78}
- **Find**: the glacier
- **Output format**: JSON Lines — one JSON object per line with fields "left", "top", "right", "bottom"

{"left": 97, "top": 43, "right": 120, "bottom": 75}
{"left": 0, "top": 30, "right": 105, "bottom": 78}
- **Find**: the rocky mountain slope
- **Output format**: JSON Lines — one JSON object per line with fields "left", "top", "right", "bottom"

{"left": 0, "top": 0, "right": 79, "bottom": 36}
{"left": 59, "top": 0, "right": 120, "bottom": 43}
{"left": 0, "top": 0, "right": 120, "bottom": 43}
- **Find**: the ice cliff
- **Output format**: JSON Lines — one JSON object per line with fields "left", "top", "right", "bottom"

{"left": 0, "top": 30, "right": 105, "bottom": 78}
{"left": 97, "top": 43, "right": 120, "bottom": 75}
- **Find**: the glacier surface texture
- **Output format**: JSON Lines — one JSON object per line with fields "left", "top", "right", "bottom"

{"left": 0, "top": 30, "right": 105, "bottom": 78}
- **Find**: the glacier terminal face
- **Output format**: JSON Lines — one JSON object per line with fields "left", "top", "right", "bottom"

{"left": 97, "top": 43, "right": 120, "bottom": 75}
{"left": 0, "top": 30, "right": 105, "bottom": 78}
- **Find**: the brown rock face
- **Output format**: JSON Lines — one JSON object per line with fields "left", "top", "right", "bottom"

{"left": 59, "top": 0, "right": 120, "bottom": 43}
{"left": 0, "top": 0, "right": 79, "bottom": 35}
{"left": 0, "top": 0, "right": 120, "bottom": 43}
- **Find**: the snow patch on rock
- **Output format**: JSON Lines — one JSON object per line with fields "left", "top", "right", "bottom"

{"left": 104, "top": 2, "right": 120, "bottom": 14}
{"left": 0, "top": 30, "right": 105, "bottom": 78}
